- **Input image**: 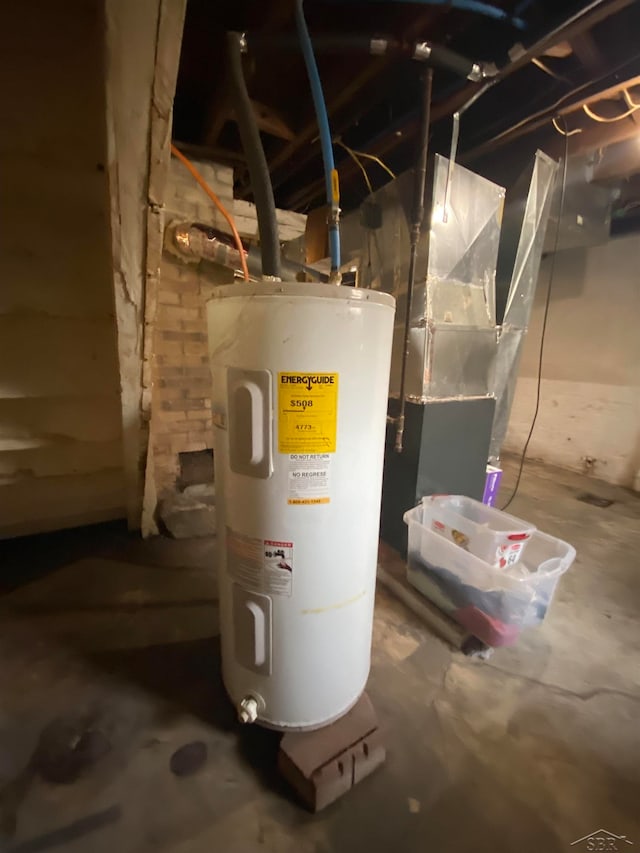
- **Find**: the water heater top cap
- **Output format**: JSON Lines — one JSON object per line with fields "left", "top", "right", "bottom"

{"left": 208, "top": 281, "right": 395, "bottom": 309}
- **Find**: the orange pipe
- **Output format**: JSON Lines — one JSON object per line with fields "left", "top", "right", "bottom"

{"left": 170, "top": 143, "right": 250, "bottom": 281}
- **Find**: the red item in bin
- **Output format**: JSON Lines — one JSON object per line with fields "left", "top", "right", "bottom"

{"left": 453, "top": 605, "right": 521, "bottom": 647}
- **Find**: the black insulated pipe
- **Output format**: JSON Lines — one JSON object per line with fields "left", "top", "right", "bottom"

{"left": 418, "top": 43, "right": 479, "bottom": 80}
{"left": 226, "top": 31, "right": 281, "bottom": 279}
{"left": 395, "top": 67, "right": 433, "bottom": 454}
{"left": 243, "top": 32, "right": 483, "bottom": 80}
{"left": 245, "top": 32, "right": 399, "bottom": 54}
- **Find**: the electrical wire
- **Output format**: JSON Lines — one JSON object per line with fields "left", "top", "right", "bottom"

{"left": 624, "top": 88, "right": 640, "bottom": 108}
{"left": 583, "top": 100, "right": 640, "bottom": 122}
{"left": 531, "top": 57, "right": 571, "bottom": 85}
{"left": 170, "top": 144, "right": 250, "bottom": 281}
{"left": 353, "top": 150, "right": 397, "bottom": 180}
{"left": 550, "top": 87, "right": 640, "bottom": 136}
{"left": 552, "top": 116, "right": 582, "bottom": 136}
{"left": 336, "top": 141, "right": 373, "bottom": 193}
{"left": 335, "top": 141, "right": 397, "bottom": 196}
{"left": 500, "top": 117, "right": 570, "bottom": 512}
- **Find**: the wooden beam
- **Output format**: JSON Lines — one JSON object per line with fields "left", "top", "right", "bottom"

{"left": 204, "top": 74, "right": 232, "bottom": 147}
{"left": 236, "top": 62, "right": 391, "bottom": 201}
{"left": 463, "top": 70, "right": 640, "bottom": 162}
{"left": 561, "top": 74, "right": 640, "bottom": 116}
{"left": 246, "top": 100, "right": 296, "bottom": 141}
{"left": 496, "top": 0, "right": 635, "bottom": 79}
{"left": 203, "top": 0, "right": 294, "bottom": 147}
{"left": 208, "top": 97, "right": 296, "bottom": 148}
{"left": 304, "top": 206, "right": 329, "bottom": 263}
{"left": 282, "top": 81, "right": 479, "bottom": 210}
{"left": 571, "top": 31, "right": 605, "bottom": 73}
{"left": 248, "top": 7, "right": 443, "bottom": 199}
{"left": 106, "top": 0, "right": 187, "bottom": 530}
{"left": 265, "top": 61, "right": 387, "bottom": 180}
{"left": 283, "top": 0, "right": 636, "bottom": 210}
{"left": 170, "top": 139, "right": 246, "bottom": 166}
{"left": 573, "top": 119, "right": 640, "bottom": 167}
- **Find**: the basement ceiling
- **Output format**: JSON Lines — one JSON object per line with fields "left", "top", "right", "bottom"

{"left": 172, "top": 0, "right": 640, "bottom": 213}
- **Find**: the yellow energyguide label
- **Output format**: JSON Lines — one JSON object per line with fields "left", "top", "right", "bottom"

{"left": 278, "top": 372, "right": 338, "bottom": 454}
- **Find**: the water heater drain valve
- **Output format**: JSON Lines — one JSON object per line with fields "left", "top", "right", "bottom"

{"left": 238, "top": 696, "right": 259, "bottom": 724}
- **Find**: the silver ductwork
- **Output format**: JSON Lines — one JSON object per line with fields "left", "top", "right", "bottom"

{"left": 340, "top": 149, "right": 558, "bottom": 460}
{"left": 345, "top": 154, "right": 505, "bottom": 402}
{"left": 490, "top": 151, "right": 559, "bottom": 460}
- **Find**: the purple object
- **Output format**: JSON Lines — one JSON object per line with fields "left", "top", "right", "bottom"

{"left": 482, "top": 465, "right": 502, "bottom": 507}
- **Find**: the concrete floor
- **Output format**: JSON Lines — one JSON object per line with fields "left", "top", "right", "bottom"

{"left": 1, "top": 458, "right": 639, "bottom": 853}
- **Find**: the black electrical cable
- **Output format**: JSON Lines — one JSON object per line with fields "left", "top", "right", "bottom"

{"left": 500, "top": 118, "right": 570, "bottom": 511}
{"left": 226, "top": 32, "right": 281, "bottom": 279}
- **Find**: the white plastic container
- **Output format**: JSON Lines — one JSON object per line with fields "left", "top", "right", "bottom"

{"left": 207, "top": 282, "right": 395, "bottom": 730}
{"left": 403, "top": 500, "right": 575, "bottom": 646}
{"left": 423, "top": 495, "right": 536, "bottom": 568}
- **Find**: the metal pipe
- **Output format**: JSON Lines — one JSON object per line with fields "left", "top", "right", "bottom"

{"left": 442, "top": 110, "right": 460, "bottom": 223}
{"left": 227, "top": 31, "right": 281, "bottom": 279}
{"left": 173, "top": 225, "right": 245, "bottom": 268}
{"left": 441, "top": 74, "right": 493, "bottom": 220}
{"left": 395, "top": 67, "right": 433, "bottom": 454}
{"left": 170, "top": 224, "right": 327, "bottom": 281}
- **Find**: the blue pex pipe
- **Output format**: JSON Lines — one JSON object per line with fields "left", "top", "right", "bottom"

{"left": 455, "top": 0, "right": 526, "bottom": 28}
{"left": 295, "top": 0, "right": 341, "bottom": 273}
{"left": 328, "top": 226, "right": 341, "bottom": 275}
{"left": 332, "top": 0, "right": 527, "bottom": 30}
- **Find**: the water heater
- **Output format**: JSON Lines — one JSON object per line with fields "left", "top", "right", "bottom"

{"left": 207, "top": 282, "right": 395, "bottom": 730}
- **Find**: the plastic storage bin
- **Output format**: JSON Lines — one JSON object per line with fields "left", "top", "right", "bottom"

{"left": 423, "top": 494, "right": 536, "bottom": 568}
{"left": 404, "top": 500, "right": 575, "bottom": 646}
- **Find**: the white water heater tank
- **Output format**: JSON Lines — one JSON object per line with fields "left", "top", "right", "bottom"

{"left": 207, "top": 282, "right": 395, "bottom": 730}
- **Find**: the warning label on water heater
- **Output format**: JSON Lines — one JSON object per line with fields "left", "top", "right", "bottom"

{"left": 287, "top": 453, "right": 331, "bottom": 505}
{"left": 278, "top": 372, "right": 338, "bottom": 454}
{"left": 226, "top": 528, "right": 293, "bottom": 597}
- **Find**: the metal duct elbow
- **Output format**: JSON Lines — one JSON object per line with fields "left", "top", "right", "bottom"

{"left": 168, "top": 222, "right": 327, "bottom": 282}
{"left": 171, "top": 223, "right": 246, "bottom": 269}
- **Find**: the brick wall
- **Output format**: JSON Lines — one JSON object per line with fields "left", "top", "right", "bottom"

{"left": 151, "top": 259, "right": 230, "bottom": 495}
{"left": 149, "top": 157, "right": 307, "bottom": 499}
{"left": 151, "top": 158, "right": 235, "bottom": 497}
